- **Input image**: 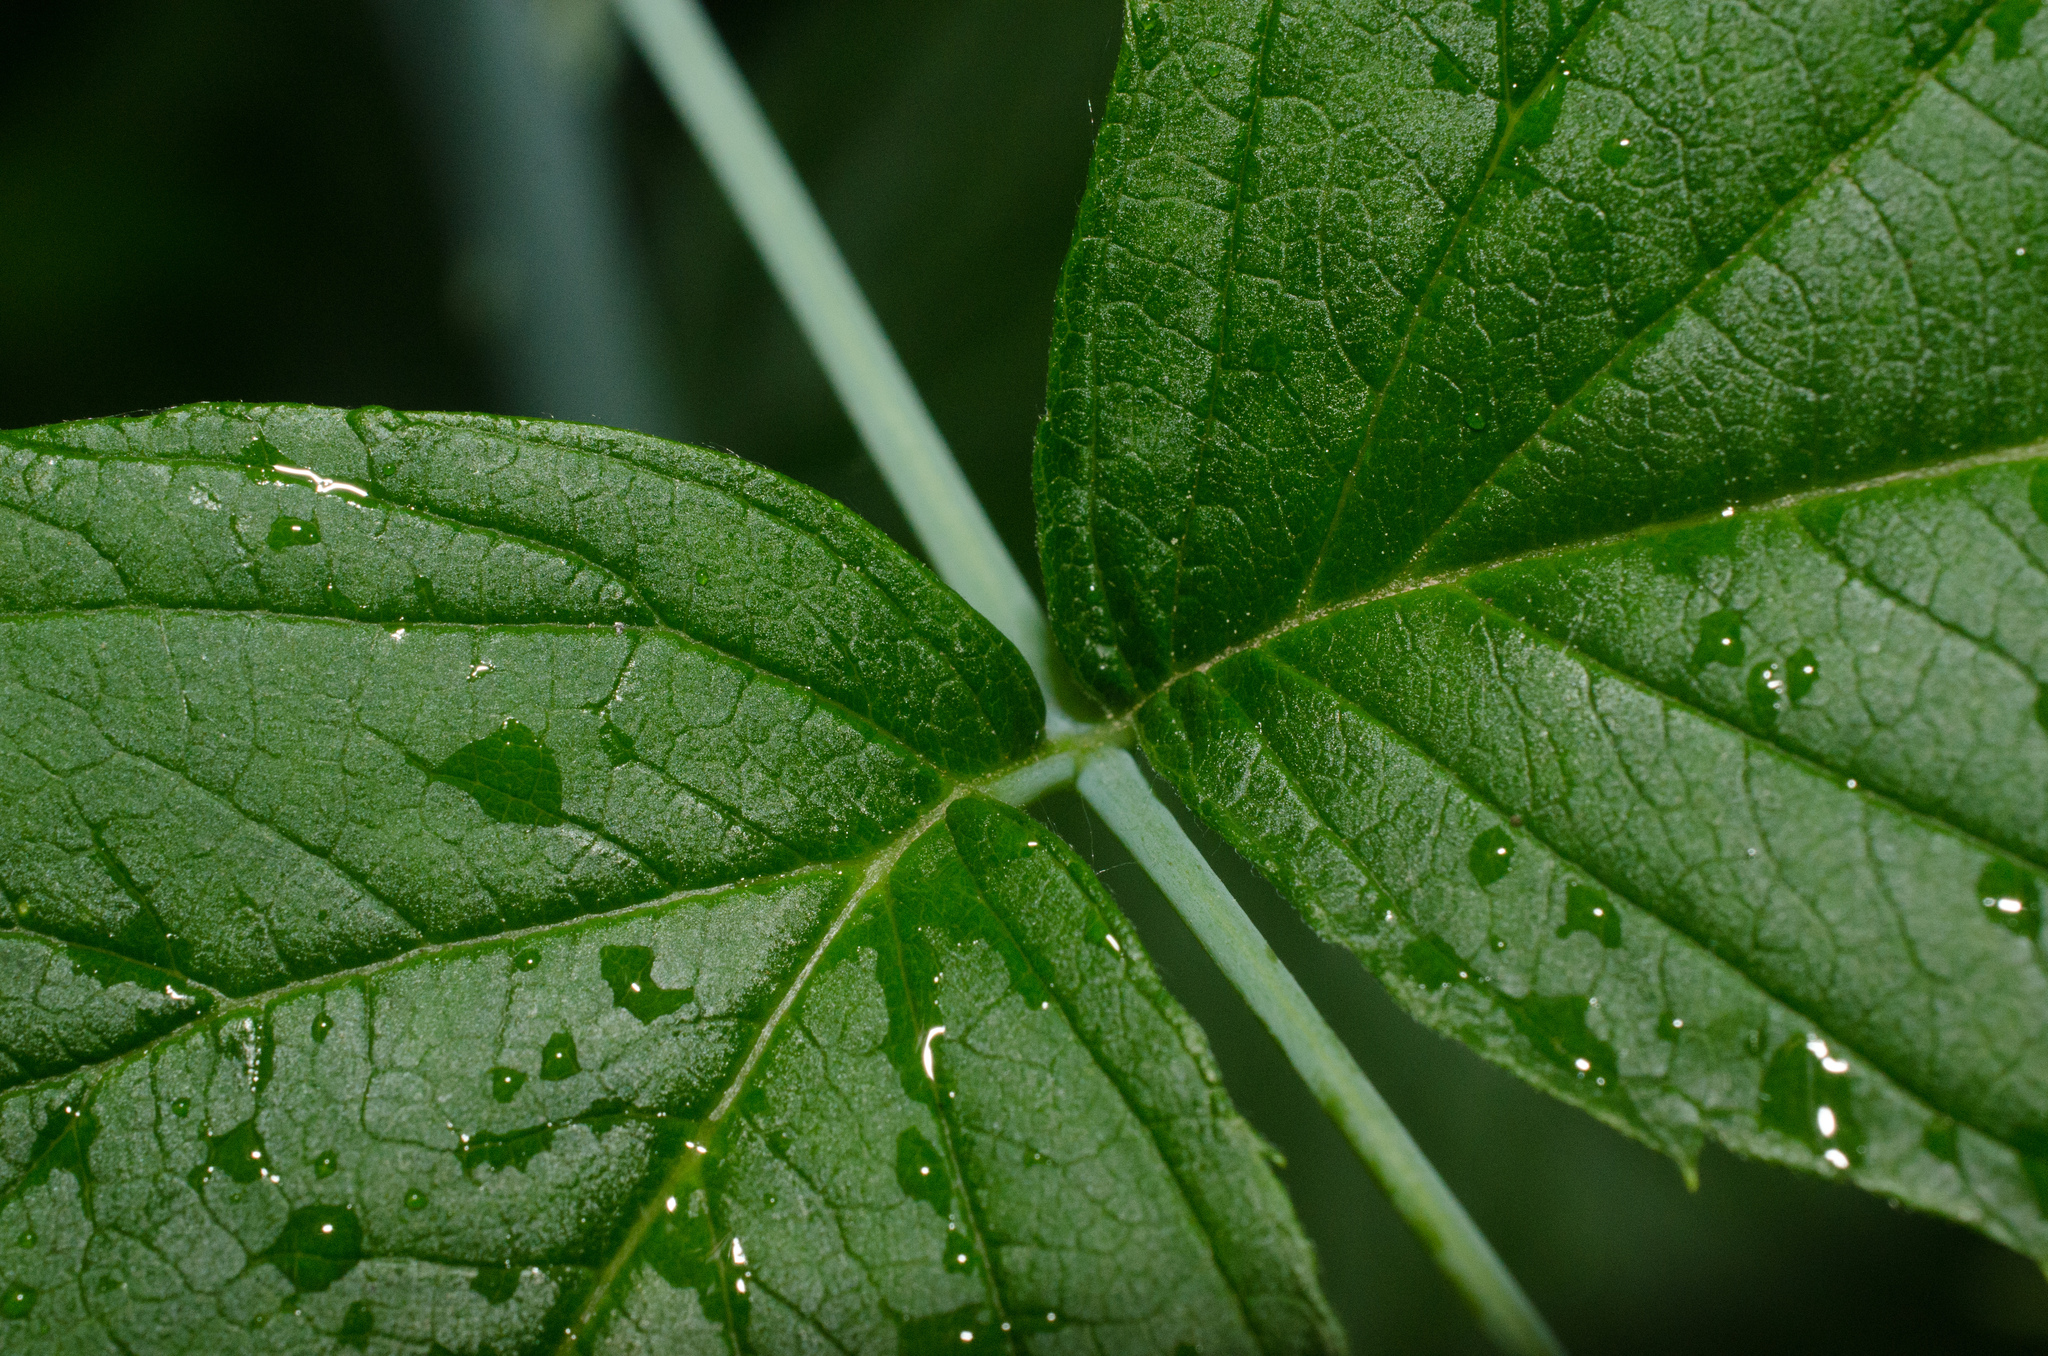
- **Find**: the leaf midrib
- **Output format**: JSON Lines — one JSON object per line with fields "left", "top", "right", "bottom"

{"left": 1291, "top": 0, "right": 2004, "bottom": 613}
{"left": 1, "top": 436, "right": 1019, "bottom": 768}
{"left": 0, "top": 863, "right": 839, "bottom": 1186}
{"left": 554, "top": 781, "right": 970, "bottom": 1352}
{"left": 1160, "top": 0, "right": 1284, "bottom": 655}
{"left": 1223, "top": 640, "right": 2037, "bottom": 1169}
{"left": 1162, "top": 438, "right": 2048, "bottom": 697}
{"left": 875, "top": 869, "right": 1022, "bottom": 1353}
{"left": 952, "top": 840, "right": 1267, "bottom": 1346}
{"left": 1295, "top": 3, "right": 1598, "bottom": 611}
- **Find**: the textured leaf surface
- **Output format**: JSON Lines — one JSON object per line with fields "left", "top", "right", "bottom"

{"left": 0, "top": 405, "right": 1336, "bottom": 1354}
{"left": 1036, "top": 0, "right": 2048, "bottom": 1257}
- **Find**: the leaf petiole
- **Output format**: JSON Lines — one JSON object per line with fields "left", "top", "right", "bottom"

{"left": 610, "top": 0, "right": 1078, "bottom": 728}
{"left": 1078, "top": 748, "right": 1566, "bottom": 1356}
{"left": 621, "top": 6, "right": 1564, "bottom": 1348}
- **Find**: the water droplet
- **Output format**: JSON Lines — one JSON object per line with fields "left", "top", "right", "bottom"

{"left": 462, "top": 1125, "right": 556, "bottom": 1177}
{"left": 1598, "top": 133, "right": 1636, "bottom": 167}
{"left": 896, "top": 1128, "right": 950, "bottom": 1216}
{"left": 598, "top": 719, "right": 638, "bottom": 768}
{"left": 170, "top": 1097, "right": 190, "bottom": 1118}
{"left": 1400, "top": 936, "right": 1467, "bottom": 990}
{"left": 1990, "top": 0, "right": 2038, "bottom": 60}
{"left": 1976, "top": 859, "right": 2041, "bottom": 939}
{"left": 430, "top": 721, "right": 565, "bottom": 825}
{"left": 1747, "top": 661, "right": 1788, "bottom": 726}
{"left": 312, "top": 1149, "right": 339, "bottom": 1178}
{"left": 1465, "top": 407, "right": 1487, "bottom": 429}
{"left": 539, "top": 1031, "right": 581, "bottom": 1081}
{"left": 1, "top": 1286, "right": 34, "bottom": 1318}
{"left": 1494, "top": 990, "right": 1623, "bottom": 1096}
{"left": 1469, "top": 827, "right": 1515, "bottom": 886}
{"left": 1786, "top": 647, "right": 1819, "bottom": 701}
{"left": 1922, "top": 1116, "right": 1960, "bottom": 1164}
{"left": 259, "top": 1206, "right": 363, "bottom": 1291}
{"left": 310, "top": 1011, "right": 333, "bottom": 1044}
{"left": 1557, "top": 884, "right": 1622, "bottom": 948}
{"left": 404, "top": 1188, "right": 429, "bottom": 1211}
{"left": 470, "top": 1267, "right": 520, "bottom": 1305}
{"left": 515, "top": 949, "right": 542, "bottom": 971}
{"left": 488, "top": 1067, "right": 528, "bottom": 1103}
{"left": 340, "top": 1300, "right": 374, "bottom": 1346}
{"left": 1691, "top": 609, "right": 1746, "bottom": 668}
{"left": 265, "top": 516, "right": 321, "bottom": 551}
{"left": 1760, "top": 1036, "right": 1862, "bottom": 1167}
{"left": 187, "top": 1117, "right": 267, "bottom": 1191}
{"left": 599, "top": 946, "right": 693, "bottom": 1022}
{"left": 11, "top": 1233, "right": 30, "bottom": 1251}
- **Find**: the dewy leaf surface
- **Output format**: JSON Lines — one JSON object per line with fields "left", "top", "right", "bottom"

{"left": 0, "top": 404, "right": 1338, "bottom": 1354}
{"left": 1036, "top": 0, "right": 2048, "bottom": 1259}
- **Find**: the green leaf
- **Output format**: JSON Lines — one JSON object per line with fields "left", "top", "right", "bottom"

{"left": 1037, "top": 0, "right": 2048, "bottom": 1260}
{"left": 0, "top": 404, "right": 1336, "bottom": 1352}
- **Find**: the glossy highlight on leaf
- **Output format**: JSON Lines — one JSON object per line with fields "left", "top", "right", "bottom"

{"left": 429, "top": 720, "right": 565, "bottom": 826}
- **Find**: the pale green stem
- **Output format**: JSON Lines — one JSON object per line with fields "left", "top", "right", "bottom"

{"left": 621, "top": 6, "right": 1560, "bottom": 1348}
{"left": 611, "top": 0, "right": 1073, "bottom": 725}
{"left": 1077, "top": 748, "right": 1566, "bottom": 1356}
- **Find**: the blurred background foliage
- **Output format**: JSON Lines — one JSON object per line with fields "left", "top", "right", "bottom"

{"left": 4, "top": 3, "right": 2046, "bottom": 1351}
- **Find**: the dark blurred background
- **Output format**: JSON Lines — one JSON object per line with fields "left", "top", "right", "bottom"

{"left": 4, "top": 3, "right": 2045, "bottom": 1351}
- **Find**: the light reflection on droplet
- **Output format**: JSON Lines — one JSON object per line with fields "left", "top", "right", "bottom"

{"left": 1824, "top": 1148, "right": 1850, "bottom": 1169}
{"left": 1805, "top": 1037, "right": 1851, "bottom": 1074}
{"left": 1105, "top": 934, "right": 1122, "bottom": 953}
{"left": 920, "top": 1026, "right": 946, "bottom": 1081}
{"left": 730, "top": 1238, "right": 747, "bottom": 1266}
{"left": 1817, "top": 1106, "right": 1838, "bottom": 1138}
{"left": 271, "top": 465, "right": 369, "bottom": 498}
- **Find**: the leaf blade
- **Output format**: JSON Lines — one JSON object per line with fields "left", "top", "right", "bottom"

{"left": 0, "top": 405, "right": 1338, "bottom": 1351}
{"left": 1039, "top": 0, "right": 2048, "bottom": 1259}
